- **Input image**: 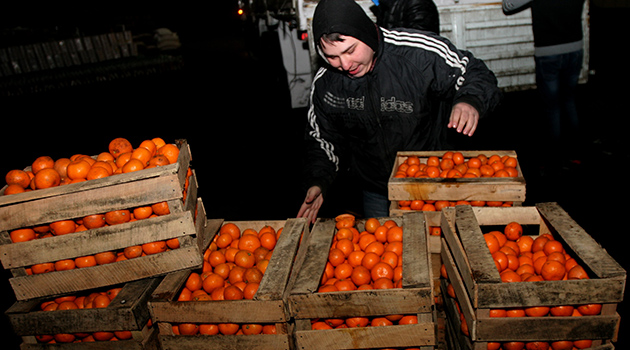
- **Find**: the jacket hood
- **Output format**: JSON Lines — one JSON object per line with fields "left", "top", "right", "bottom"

{"left": 312, "top": 0, "right": 379, "bottom": 53}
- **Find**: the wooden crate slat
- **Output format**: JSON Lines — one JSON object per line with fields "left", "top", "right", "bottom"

{"left": 151, "top": 298, "right": 286, "bottom": 324}
{"left": 1, "top": 210, "right": 197, "bottom": 268}
{"left": 256, "top": 217, "right": 307, "bottom": 301}
{"left": 9, "top": 246, "right": 203, "bottom": 301}
{"left": 295, "top": 322, "right": 436, "bottom": 349}
{"left": 288, "top": 288, "right": 432, "bottom": 318}
{"left": 402, "top": 211, "right": 432, "bottom": 288}
{"left": 287, "top": 218, "right": 336, "bottom": 296}
{"left": 158, "top": 333, "right": 291, "bottom": 350}
{"left": 0, "top": 173, "right": 182, "bottom": 232}
{"left": 474, "top": 313, "right": 621, "bottom": 342}
{"left": 455, "top": 206, "right": 501, "bottom": 284}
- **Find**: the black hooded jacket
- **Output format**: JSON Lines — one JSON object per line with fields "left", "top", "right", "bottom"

{"left": 303, "top": 0, "right": 502, "bottom": 197}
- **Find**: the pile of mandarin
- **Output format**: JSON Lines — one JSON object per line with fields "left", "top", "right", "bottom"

{"left": 442, "top": 221, "right": 600, "bottom": 350}
{"left": 3, "top": 137, "right": 180, "bottom": 195}
{"left": 171, "top": 223, "right": 283, "bottom": 336}
{"left": 35, "top": 286, "right": 151, "bottom": 343}
{"left": 11, "top": 200, "right": 180, "bottom": 275}
{"left": 312, "top": 214, "right": 421, "bottom": 333}
{"left": 393, "top": 152, "right": 519, "bottom": 179}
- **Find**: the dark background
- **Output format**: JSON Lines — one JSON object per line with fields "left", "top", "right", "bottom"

{"left": 1, "top": 1, "right": 628, "bottom": 348}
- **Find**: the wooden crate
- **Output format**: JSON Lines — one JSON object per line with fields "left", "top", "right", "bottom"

{"left": 0, "top": 141, "right": 215, "bottom": 300}
{"left": 388, "top": 150, "right": 526, "bottom": 202}
{"left": 440, "top": 203, "right": 625, "bottom": 349}
{"left": 286, "top": 212, "right": 437, "bottom": 349}
{"left": 5, "top": 277, "right": 162, "bottom": 350}
{"left": 148, "top": 218, "right": 308, "bottom": 350}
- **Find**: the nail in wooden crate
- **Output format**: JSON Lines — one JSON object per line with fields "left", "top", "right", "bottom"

{"left": 286, "top": 212, "right": 438, "bottom": 349}
{"left": 440, "top": 203, "right": 625, "bottom": 349}
{"left": 388, "top": 150, "right": 526, "bottom": 203}
{"left": 148, "top": 218, "right": 308, "bottom": 350}
{"left": 5, "top": 277, "right": 163, "bottom": 350}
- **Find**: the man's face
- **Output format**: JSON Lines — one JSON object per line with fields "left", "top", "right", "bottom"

{"left": 320, "top": 35, "right": 375, "bottom": 78}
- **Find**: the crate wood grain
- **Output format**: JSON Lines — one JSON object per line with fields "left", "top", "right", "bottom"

{"left": 2, "top": 197, "right": 215, "bottom": 301}
{"left": 287, "top": 212, "right": 437, "bottom": 349}
{"left": 0, "top": 139, "right": 192, "bottom": 232}
{"left": 440, "top": 203, "right": 625, "bottom": 345}
{"left": 388, "top": 150, "right": 525, "bottom": 202}
{"left": 6, "top": 277, "right": 162, "bottom": 350}
{"left": 148, "top": 218, "right": 307, "bottom": 350}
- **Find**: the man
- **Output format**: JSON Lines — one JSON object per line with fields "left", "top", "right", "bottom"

{"left": 297, "top": 0, "right": 502, "bottom": 223}
{"left": 503, "top": 0, "right": 586, "bottom": 162}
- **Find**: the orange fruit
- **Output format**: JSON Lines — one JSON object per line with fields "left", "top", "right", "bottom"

{"left": 364, "top": 218, "right": 381, "bottom": 234}
{"left": 131, "top": 147, "right": 153, "bottom": 165}
{"left": 66, "top": 159, "right": 91, "bottom": 180}
{"left": 234, "top": 250, "right": 255, "bottom": 268}
{"left": 157, "top": 144, "right": 180, "bottom": 164}
{"left": 500, "top": 270, "right": 522, "bottom": 283}
{"left": 504, "top": 222, "right": 523, "bottom": 241}
{"left": 49, "top": 220, "right": 77, "bottom": 235}
{"left": 138, "top": 139, "right": 158, "bottom": 156}
{"left": 567, "top": 265, "right": 589, "bottom": 280}
{"left": 540, "top": 260, "right": 566, "bottom": 281}
{"left": 94, "top": 251, "right": 116, "bottom": 265}
{"left": 10, "top": 228, "right": 36, "bottom": 243}
{"left": 123, "top": 245, "right": 143, "bottom": 259}
{"left": 550, "top": 305, "right": 574, "bottom": 316}
{"left": 386, "top": 226, "right": 403, "bottom": 243}
{"left": 54, "top": 259, "right": 76, "bottom": 271}
{"left": 5, "top": 169, "right": 31, "bottom": 188}
{"left": 202, "top": 272, "right": 225, "bottom": 293}
{"left": 373, "top": 277, "right": 395, "bottom": 289}
{"left": 333, "top": 262, "right": 353, "bottom": 280}
{"left": 86, "top": 166, "right": 110, "bottom": 181}
{"left": 31, "top": 156, "right": 55, "bottom": 174}
{"left": 4, "top": 184, "right": 26, "bottom": 195}
{"left": 142, "top": 241, "right": 168, "bottom": 255}
{"left": 151, "top": 201, "right": 170, "bottom": 216}
{"left": 82, "top": 214, "right": 106, "bottom": 229}
{"left": 33, "top": 168, "right": 61, "bottom": 189}
{"left": 75, "top": 255, "right": 97, "bottom": 268}
{"left": 484, "top": 233, "right": 501, "bottom": 254}
{"left": 109, "top": 138, "right": 133, "bottom": 157}
{"left": 122, "top": 158, "right": 145, "bottom": 173}
{"left": 525, "top": 306, "right": 550, "bottom": 317}
{"left": 105, "top": 209, "right": 131, "bottom": 225}
{"left": 238, "top": 234, "right": 261, "bottom": 253}
{"left": 132, "top": 206, "right": 153, "bottom": 220}
{"left": 243, "top": 267, "right": 263, "bottom": 284}
{"left": 543, "top": 240, "right": 564, "bottom": 256}
{"left": 371, "top": 261, "right": 395, "bottom": 281}
{"left": 577, "top": 303, "right": 602, "bottom": 315}
{"left": 224, "top": 285, "right": 244, "bottom": 300}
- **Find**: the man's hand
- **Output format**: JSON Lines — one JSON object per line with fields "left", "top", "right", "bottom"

{"left": 448, "top": 102, "right": 480, "bottom": 136}
{"left": 297, "top": 186, "right": 324, "bottom": 224}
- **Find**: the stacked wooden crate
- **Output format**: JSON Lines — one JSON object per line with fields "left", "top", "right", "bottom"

{"left": 148, "top": 218, "right": 307, "bottom": 350}
{"left": 440, "top": 203, "right": 625, "bottom": 350}
{"left": 1, "top": 140, "right": 212, "bottom": 348}
{"left": 287, "top": 212, "right": 438, "bottom": 349}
